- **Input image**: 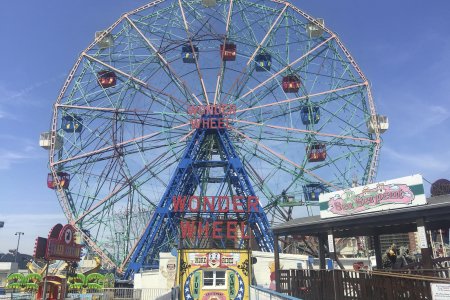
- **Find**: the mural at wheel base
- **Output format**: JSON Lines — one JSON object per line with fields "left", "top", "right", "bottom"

{"left": 178, "top": 249, "right": 250, "bottom": 300}
{"left": 319, "top": 174, "right": 426, "bottom": 218}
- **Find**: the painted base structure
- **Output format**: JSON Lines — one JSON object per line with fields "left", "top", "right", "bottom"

{"left": 177, "top": 249, "right": 250, "bottom": 300}
{"left": 134, "top": 251, "right": 312, "bottom": 291}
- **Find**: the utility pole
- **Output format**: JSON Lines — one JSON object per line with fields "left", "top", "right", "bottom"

{"left": 14, "top": 232, "right": 24, "bottom": 263}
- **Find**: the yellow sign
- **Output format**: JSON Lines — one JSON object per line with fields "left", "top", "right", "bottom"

{"left": 178, "top": 249, "right": 250, "bottom": 300}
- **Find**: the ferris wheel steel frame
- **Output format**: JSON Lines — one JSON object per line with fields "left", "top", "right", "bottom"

{"left": 47, "top": 0, "right": 382, "bottom": 271}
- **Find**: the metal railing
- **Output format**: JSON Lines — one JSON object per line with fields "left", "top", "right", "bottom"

{"left": 67, "top": 288, "right": 171, "bottom": 300}
{"left": 278, "top": 269, "right": 450, "bottom": 300}
{"left": 250, "top": 285, "right": 301, "bottom": 300}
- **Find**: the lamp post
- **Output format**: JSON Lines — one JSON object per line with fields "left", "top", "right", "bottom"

{"left": 14, "top": 232, "right": 24, "bottom": 263}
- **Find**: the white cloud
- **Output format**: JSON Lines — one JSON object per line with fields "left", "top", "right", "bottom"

{"left": 0, "top": 136, "right": 44, "bottom": 170}
{"left": 0, "top": 75, "right": 64, "bottom": 120}
{"left": 422, "top": 105, "right": 450, "bottom": 129}
{"left": 0, "top": 213, "right": 67, "bottom": 254}
{"left": 383, "top": 146, "right": 450, "bottom": 173}
{"left": 0, "top": 150, "right": 30, "bottom": 170}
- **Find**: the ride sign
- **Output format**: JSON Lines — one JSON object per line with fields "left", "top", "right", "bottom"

{"left": 45, "top": 224, "right": 82, "bottom": 261}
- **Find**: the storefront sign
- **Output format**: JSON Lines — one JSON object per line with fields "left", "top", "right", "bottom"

{"left": 319, "top": 174, "right": 426, "bottom": 218}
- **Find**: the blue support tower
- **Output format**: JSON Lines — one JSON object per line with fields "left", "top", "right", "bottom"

{"left": 123, "top": 114, "right": 274, "bottom": 279}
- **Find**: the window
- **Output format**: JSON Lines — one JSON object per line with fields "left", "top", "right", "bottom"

{"left": 203, "top": 270, "right": 226, "bottom": 288}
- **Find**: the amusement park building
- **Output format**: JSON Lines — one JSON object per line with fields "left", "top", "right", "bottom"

{"left": 272, "top": 194, "right": 450, "bottom": 272}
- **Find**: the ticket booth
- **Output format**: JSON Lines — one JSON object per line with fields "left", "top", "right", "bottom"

{"left": 37, "top": 275, "right": 66, "bottom": 300}
{"left": 178, "top": 249, "right": 251, "bottom": 300}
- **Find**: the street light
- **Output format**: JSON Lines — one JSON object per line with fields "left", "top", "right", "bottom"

{"left": 14, "top": 232, "right": 24, "bottom": 263}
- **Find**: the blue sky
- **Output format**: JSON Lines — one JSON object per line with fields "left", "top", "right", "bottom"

{"left": 0, "top": 0, "right": 449, "bottom": 254}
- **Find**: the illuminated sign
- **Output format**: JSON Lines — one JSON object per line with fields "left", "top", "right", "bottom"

{"left": 46, "top": 224, "right": 82, "bottom": 261}
{"left": 33, "top": 224, "right": 83, "bottom": 261}
{"left": 174, "top": 195, "right": 259, "bottom": 240}
{"left": 188, "top": 104, "right": 236, "bottom": 129}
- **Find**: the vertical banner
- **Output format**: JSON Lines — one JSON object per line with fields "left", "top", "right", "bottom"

{"left": 417, "top": 226, "right": 428, "bottom": 249}
{"left": 328, "top": 234, "right": 335, "bottom": 253}
{"left": 193, "top": 272, "right": 200, "bottom": 300}
{"left": 228, "top": 272, "right": 236, "bottom": 298}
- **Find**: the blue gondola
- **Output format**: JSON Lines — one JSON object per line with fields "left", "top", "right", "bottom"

{"left": 182, "top": 45, "right": 199, "bottom": 63}
{"left": 301, "top": 106, "right": 320, "bottom": 125}
{"left": 255, "top": 53, "right": 271, "bottom": 72}
{"left": 303, "top": 183, "right": 327, "bottom": 202}
{"left": 62, "top": 115, "right": 83, "bottom": 133}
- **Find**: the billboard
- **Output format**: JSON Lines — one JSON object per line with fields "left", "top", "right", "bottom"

{"left": 319, "top": 174, "right": 426, "bottom": 219}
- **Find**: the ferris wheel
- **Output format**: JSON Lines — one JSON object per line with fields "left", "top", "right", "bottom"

{"left": 42, "top": 0, "right": 387, "bottom": 271}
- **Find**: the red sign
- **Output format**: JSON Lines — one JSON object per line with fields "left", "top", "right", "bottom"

{"left": 188, "top": 104, "right": 236, "bottom": 129}
{"left": 44, "top": 224, "right": 82, "bottom": 261}
{"left": 34, "top": 237, "right": 47, "bottom": 259}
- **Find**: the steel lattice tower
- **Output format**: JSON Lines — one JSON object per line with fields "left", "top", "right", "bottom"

{"left": 124, "top": 115, "right": 274, "bottom": 279}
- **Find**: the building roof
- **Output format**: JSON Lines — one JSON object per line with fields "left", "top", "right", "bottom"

{"left": 272, "top": 194, "right": 450, "bottom": 237}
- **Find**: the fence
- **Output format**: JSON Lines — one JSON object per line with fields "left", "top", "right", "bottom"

{"left": 154, "top": 287, "right": 179, "bottom": 300}
{"left": 68, "top": 288, "right": 171, "bottom": 300}
{"left": 278, "top": 269, "right": 450, "bottom": 300}
{"left": 0, "top": 290, "right": 36, "bottom": 300}
{"left": 250, "top": 285, "right": 302, "bottom": 300}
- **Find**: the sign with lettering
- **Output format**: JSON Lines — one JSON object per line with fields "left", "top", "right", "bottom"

{"left": 319, "top": 174, "right": 426, "bottom": 219}
{"left": 188, "top": 104, "right": 236, "bottom": 130}
{"left": 188, "top": 252, "right": 240, "bottom": 267}
{"left": 431, "top": 283, "right": 450, "bottom": 300}
{"left": 45, "top": 224, "right": 83, "bottom": 261}
{"left": 417, "top": 226, "right": 428, "bottom": 249}
{"left": 174, "top": 195, "right": 259, "bottom": 241}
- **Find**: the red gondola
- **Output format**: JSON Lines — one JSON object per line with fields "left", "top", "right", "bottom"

{"left": 220, "top": 43, "right": 236, "bottom": 61}
{"left": 47, "top": 172, "right": 70, "bottom": 189}
{"left": 282, "top": 75, "right": 301, "bottom": 93}
{"left": 307, "top": 143, "right": 326, "bottom": 162}
{"left": 98, "top": 70, "right": 117, "bottom": 88}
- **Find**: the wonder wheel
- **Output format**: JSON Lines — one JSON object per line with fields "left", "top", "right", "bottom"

{"left": 43, "top": 0, "right": 384, "bottom": 272}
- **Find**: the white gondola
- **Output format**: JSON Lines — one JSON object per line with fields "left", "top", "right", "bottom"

{"left": 307, "top": 18, "right": 325, "bottom": 38}
{"left": 95, "top": 31, "right": 114, "bottom": 49}
{"left": 202, "top": 0, "right": 216, "bottom": 7}
{"left": 367, "top": 115, "right": 389, "bottom": 134}
{"left": 39, "top": 132, "right": 63, "bottom": 150}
